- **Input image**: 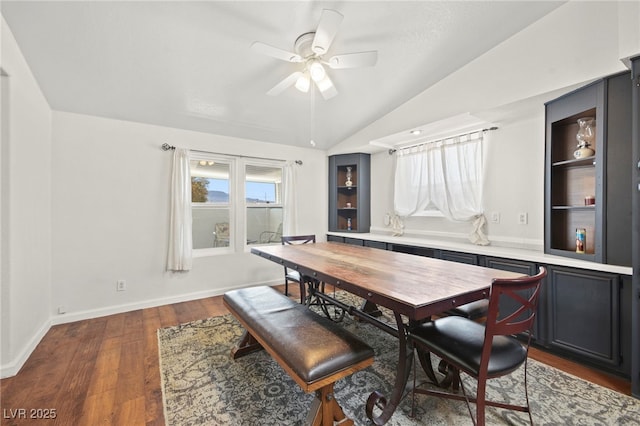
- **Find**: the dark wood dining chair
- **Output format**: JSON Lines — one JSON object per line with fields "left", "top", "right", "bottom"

{"left": 281, "top": 235, "right": 316, "bottom": 303}
{"left": 409, "top": 266, "right": 546, "bottom": 426}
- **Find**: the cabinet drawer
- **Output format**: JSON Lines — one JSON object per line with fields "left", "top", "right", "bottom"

{"left": 343, "top": 237, "right": 364, "bottom": 246}
{"left": 364, "top": 240, "right": 387, "bottom": 250}
{"left": 439, "top": 250, "right": 478, "bottom": 265}
{"left": 390, "top": 244, "right": 436, "bottom": 258}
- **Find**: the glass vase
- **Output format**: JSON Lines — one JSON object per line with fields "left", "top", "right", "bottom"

{"left": 574, "top": 117, "right": 595, "bottom": 159}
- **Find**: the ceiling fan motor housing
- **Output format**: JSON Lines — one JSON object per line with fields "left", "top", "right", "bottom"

{"left": 294, "top": 32, "right": 318, "bottom": 59}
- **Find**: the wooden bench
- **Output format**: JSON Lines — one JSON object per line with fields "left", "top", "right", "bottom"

{"left": 223, "top": 286, "right": 374, "bottom": 426}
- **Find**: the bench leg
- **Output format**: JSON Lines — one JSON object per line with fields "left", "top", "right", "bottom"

{"left": 306, "top": 383, "right": 354, "bottom": 426}
{"left": 230, "top": 330, "right": 263, "bottom": 359}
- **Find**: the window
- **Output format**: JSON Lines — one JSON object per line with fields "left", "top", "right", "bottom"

{"left": 394, "top": 133, "right": 484, "bottom": 220}
{"left": 393, "top": 132, "right": 489, "bottom": 244}
{"left": 190, "top": 156, "right": 232, "bottom": 250}
{"left": 189, "top": 153, "right": 285, "bottom": 253}
{"left": 245, "top": 164, "right": 283, "bottom": 245}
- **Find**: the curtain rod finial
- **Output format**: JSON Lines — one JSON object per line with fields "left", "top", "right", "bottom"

{"left": 161, "top": 143, "right": 175, "bottom": 151}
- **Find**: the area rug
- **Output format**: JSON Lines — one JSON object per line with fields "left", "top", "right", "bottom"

{"left": 158, "top": 294, "right": 640, "bottom": 425}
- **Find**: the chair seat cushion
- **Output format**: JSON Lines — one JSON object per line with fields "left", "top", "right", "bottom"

{"left": 446, "top": 299, "right": 489, "bottom": 320}
{"left": 410, "top": 316, "right": 527, "bottom": 377}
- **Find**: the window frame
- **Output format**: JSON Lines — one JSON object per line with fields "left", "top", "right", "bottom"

{"left": 190, "top": 152, "right": 285, "bottom": 257}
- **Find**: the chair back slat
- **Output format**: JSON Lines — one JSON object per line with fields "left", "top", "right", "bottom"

{"left": 480, "top": 267, "right": 546, "bottom": 373}
{"left": 282, "top": 235, "right": 316, "bottom": 245}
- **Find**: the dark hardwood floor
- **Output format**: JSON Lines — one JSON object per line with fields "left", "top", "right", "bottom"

{"left": 0, "top": 284, "right": 631, "bottom": 425}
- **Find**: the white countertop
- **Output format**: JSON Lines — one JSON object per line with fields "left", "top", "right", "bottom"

{"left": 327, "top": 232, "right": 633, "bottom": 276}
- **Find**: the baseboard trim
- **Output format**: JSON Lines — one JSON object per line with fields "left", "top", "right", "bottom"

{"left": 0, "top": 279, "right": 282, "bottom": 379}
{"left": 0, "top": 317, "right": 52, "bottom": 379}
{"left": 50, "top": 279, "right": 282, "bottom": 326}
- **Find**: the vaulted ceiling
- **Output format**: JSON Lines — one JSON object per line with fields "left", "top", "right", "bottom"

{"left": 1, "top": 1, "right": 564, "bottom": 150}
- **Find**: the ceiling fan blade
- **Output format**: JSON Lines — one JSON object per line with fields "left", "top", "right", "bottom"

{"left": 328, "top": 51, "right": 378, "bottom": 69}
{"left": 251, "top": 42, "right": 302, "bottom": 63}
{"left": 266, "top": 72, "right": 303, "bottom": 96}
{"left": 312, "top": 9, "right": 343, "bottom": 55}
{"left": 314, "top": 73, "right": 338, "bottom": 100}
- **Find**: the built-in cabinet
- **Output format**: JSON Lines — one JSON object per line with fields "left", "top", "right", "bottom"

{"left": 631, "top": 55, "right": 640, "bottom": 399}
{"left": 544, "top": 72, "right": 632, "bottom": 266}
{"left": 328, "top": 234, "right": 632, "bottom": 379}
{"left": 328, "top": 154, "right": 371, "bottom": 233}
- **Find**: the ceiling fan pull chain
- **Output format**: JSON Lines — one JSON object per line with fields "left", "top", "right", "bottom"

{"left": 309, "top": 85, "right": 316, "bottom": 147}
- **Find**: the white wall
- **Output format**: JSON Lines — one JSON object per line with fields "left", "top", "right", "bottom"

{"left": 0, "top": 16, "right": 53, "bottom": 377}
{"left": 50, "top": 112, "right": 327, "bottom": 322}
{"left": 332, "top": 1, "right": 638, "bottom": 249}
{"left": 370, "top": 112, "right": 546, "bottom": 249}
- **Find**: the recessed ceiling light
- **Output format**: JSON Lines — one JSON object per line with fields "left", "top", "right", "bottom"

{"left": 410, "top": 130, "right": 422, "bottom": 136}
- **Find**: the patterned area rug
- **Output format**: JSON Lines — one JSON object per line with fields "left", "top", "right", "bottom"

{"left": 158, "top": 293, "right": 640, "bottom": 425}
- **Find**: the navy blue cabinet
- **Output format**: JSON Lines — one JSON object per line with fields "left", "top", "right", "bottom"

{"left": 547, "top": 265, "right": 629, "bottom": 375}
{"left": 327, "top": 234, "right": 632, "bottom": 379}
{"left": 328, "top": 154, "right": 370, "bottom": 233}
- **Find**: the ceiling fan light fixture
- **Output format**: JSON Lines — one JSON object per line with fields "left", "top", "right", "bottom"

{"left": 315, "top": 75, "right": 334, "bottom": 93}
{"left": 295, "top": 72, "right": 310, "bottom": 93}
{"left": 309, "top": 60, "right": 326, "bottom": 82}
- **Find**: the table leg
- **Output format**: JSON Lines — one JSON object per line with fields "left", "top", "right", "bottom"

{"left": 365, "top": 311, "right": 413, "bottom": 425}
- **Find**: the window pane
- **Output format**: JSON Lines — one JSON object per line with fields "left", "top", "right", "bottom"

{"left": 190, "top": 158, "right": 231, "bottom": 249}
{"left": 192, "top": 206, "right": 230, "bottom": 249}
{"left": 246, "top": 181, "right": 276, "bottom": 203}
{"left": 190, "top": 160, "right": 230, "bottom": 204}
{"left": 246, "top": 164, "right": 283, "bottom": 245}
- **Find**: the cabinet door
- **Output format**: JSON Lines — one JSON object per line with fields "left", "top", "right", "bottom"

{"left": 548, "top": 266, "right": 621, "bottom": 368}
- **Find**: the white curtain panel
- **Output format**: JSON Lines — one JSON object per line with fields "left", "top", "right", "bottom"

{"left": 167, "top": 148, "right": 193, "bottom": 271}
{"left": 394, "top": 134, "right": 489, "bottom": 245}
{"left": 282, "top": 161, "right": 298, "bottom": 236}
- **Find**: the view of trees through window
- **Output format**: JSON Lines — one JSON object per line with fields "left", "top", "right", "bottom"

{"left": 191, "top": 178, "right": 275, "bottom": 203}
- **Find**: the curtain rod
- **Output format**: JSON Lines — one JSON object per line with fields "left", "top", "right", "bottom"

{"left": 388, "top": 126, "right": 498, "bottom": 155}
{"left": 161, "top": 143, "right": 303, "bottom": 165}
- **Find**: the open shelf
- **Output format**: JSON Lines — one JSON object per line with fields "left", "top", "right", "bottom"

{"left": 545, "top": 71, "right": 632, "bottom": 266}
{"left": 329, "top": 154, "right": 370, "bottom": 233}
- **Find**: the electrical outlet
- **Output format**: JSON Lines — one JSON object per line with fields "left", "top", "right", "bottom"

{"left": 58, "top": 306, "right": 66, "bottom": 314}
{"left": 518, "top": 212, "right": 528, "bottom": 225}
{"left": 490, "top": 212, "right": 500, "bottom": 224}
{"left": 116, "top": 279, "right": 126, "bottom": 291}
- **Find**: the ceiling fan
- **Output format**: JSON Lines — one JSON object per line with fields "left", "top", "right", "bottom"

{"left": 251, "top": 9, "right": 378, "bottom": 100}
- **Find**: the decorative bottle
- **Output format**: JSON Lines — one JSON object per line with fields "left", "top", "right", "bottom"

{"left": 347, "top": 217, "right": 352, "bottom": 231}
{"left": 345, "top": 167, "right": 353, "bottom": 187}
{"left": 574, "top": 117, "right": 595, "bottom": 159}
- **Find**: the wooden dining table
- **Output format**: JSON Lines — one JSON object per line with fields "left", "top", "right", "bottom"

{"left": 251, "top": 241, "right": 524, "bottom": 425}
